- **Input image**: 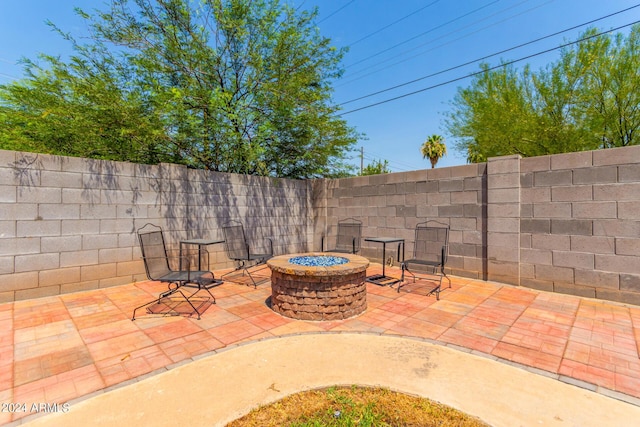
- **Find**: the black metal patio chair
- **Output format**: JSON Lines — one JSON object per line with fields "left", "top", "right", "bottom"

{"left": 398, "top": 220, "right": 451, "bottom": 299}
{"left": 321, "top": 217, "right": 362, "bottom": 254}
{"left": 132, "top": 223, "right": 222, "bottom": 320}
{"left": 221, "top": 220, "right": 273, "bottom": 288}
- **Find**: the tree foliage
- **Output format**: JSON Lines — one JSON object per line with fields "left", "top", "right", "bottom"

{"left": 360, "top": 158, "right": 390, "bottom": 175}
{"left": 445, "top": 25, "right": 640, "bottom": 162}
{"left": 420, "top": 134, "right": 447, "bottom": 168}
{"left": 0, "top": 0, "right": 358, "bottom": 178}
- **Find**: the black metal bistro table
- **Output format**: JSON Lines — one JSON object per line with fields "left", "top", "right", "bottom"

{"left": 179, "top": 238, "right": 225, "bottom": 271}
{"left": 364, "top": 237, "right": 405, "bottom": 286}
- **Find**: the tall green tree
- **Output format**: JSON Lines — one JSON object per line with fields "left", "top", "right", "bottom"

{"left": 420, "top": 134, "right": 447, "bottom": 168}
{"left": 445, "top": 25, "right": 640, "bottom": 162}
{"left": 0, "top": 0, "right": 358, "bottom": 178}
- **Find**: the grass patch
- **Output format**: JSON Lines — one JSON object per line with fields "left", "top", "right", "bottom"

{"left": 227, "top": 386, "right": 490, "bottom": 426}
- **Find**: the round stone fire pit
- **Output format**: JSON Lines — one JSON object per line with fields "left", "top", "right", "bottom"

{"left": 267, "top": 252, "right": 369, "bottom": 321}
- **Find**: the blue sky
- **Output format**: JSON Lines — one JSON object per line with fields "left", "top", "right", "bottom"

{"left": 1, "top": 0, "right": 639, "bottom": 172}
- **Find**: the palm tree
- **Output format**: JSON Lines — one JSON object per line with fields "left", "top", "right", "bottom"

{"left": 420, "top": 134, "right": 447, "bottom": 168}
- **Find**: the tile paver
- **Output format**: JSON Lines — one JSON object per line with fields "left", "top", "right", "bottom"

{"left": 2, "top": 263, "right": 640, "bottom": 425}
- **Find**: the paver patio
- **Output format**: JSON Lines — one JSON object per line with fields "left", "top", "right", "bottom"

{"left": 2, "top": 263, "right": 640, "bottom": 425}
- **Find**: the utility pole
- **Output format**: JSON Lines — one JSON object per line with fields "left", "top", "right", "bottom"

{"left": 360, "top": 146, "right": 364, "bottom": 175}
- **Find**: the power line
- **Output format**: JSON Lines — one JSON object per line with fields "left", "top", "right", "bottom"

{"left": 348, "top": 1, "right": 440, "bottom": 47}
{"left": 339, "top": 19, "right": 640, "bottom": 116}
{"left": 317, "top": 0, "right": 356, "bottom": 24}
{"left": 338, "top": 0, "right": 541, "bottom": 86}
{"left": 339, "top": 3, "right": 640, "bottom": 106}
{"left": 345, "top": 0, "right": 500, "bottom": 69}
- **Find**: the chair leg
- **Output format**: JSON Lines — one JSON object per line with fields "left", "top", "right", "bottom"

{"left": 132, "top": 286, "right": 203, "bottom": 320}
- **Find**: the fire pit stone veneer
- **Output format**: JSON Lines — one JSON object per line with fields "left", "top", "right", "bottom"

{"left": 267, "top": 252, "right": 369, "bottom": 321}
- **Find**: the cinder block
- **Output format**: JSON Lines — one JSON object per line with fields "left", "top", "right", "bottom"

{"left": 438, "top": 205, "right": 464, "bottom": 218}
{"left": 0, "top": 185, "right": 16, "bottom": 203}
{"left": 426, "top": 166, "right": 452, "bottom": 180}
{"left": 535, "top": 264, "right": 574, "bottom": 282}
{"left": 551, "top": 186, "right": 593, "bottom": 202}
{"left": 487, "top": 245, "right": 519, "bottom": 263}
{"left": 618, "top": 201, "right": 640, "bottom": 220}
{"left": 416, "top": 180, "right": 438, "bottom": 193}
{"left": 593, "top": 145, "right": 640, "bottom": 166}
{"left": 61, "top": 281, "right": 99, "bottom": 294}
{"left": 487, "top": 155, "right": 521, "bottom": 174}
{"left": 575, "top": 269, "right": 619, "bottom": 290}
{"left": 38, "top": 204, "right": 80, "bottom": 220}
{"left": 552, "top": 251, "right": 594, "bottom": 269}
{"left": 17, "top": 220, "right": 61, "bottom": 237}
{"left": 595, "top": 289, "right": 640, "bottom": 306}
{"left": 0, "top": 256, "right": 13, "bottom": 274}
{"left": 488, "top": 218, "right": 519, "bottom": 233}
{"left": 62, "top": 188, "right": 101, "bottom": 205}
{"left": 615, "top": 238, "right": 640, "bottom": 256}
{"left": 620, "top": 274, "right": 640, "bottom": 292}
{"left": 534, "top": 170, "right": 572, "bottom": 187}
{"left": 60, "top": 250, "right": 99, "bottom": 268}
{"left": 463, "top": 204, "right": 483, "bottom": 218}
{"left": 438, "top": 179, "right": 464, "bottom": 192}
{"left": 487, "top": 188, "right": 520, "bottom": 204}
{"left": 550, "top": 151, "right": 592, "bottom": 170}
{"left": 39, "top": 267, "right": 81, "bottom": 286}
{"left": 551, "top": 219, "right": 592, "bottom": 236}
{"left": 396, "top": 206, "right": 417, "bottom": 217}
{"left": 572, "top": 202, "right": 617, "bottom": 219}
{"left": 0, "top": 271, "right": 38, "bottom": 292}
{"left": 521, "top": 248, "right": 552, "bottom": 265}
{"left": 80, "top": 263, "right": 117, "bottom": 281}
{"left": 520, "top": 173, "right": 533, "bottom": 188}
{"left": 16, "top": 187, "right": 62, "bottom": 204}
{"left": 595, "top": 254, "right": 640, "bottom": 275}
{"left": 521, "top": 277, "right": 554, "bottom": 292}
{"left": 59, "top": 219, "right": 100, "bottom": 236}
{"left": 520, "top": 219, "right": 550, "bottom": 234}
{"left": 82, "top": 234, "right": 119, "bottom": 250}
{"left": 570, "top": 236, "right": 615, "bottom": 254}
{"left": 533, "top": 203, "right": 572, "bottom": 218}
{"left": 449, "top": 217, "right": 477, "bottom": 231}
{"left": 488, "top": 173, "right": 520, "bottom": 189}
{"left": 450, "top": 191, "right": 478, "bottom": 205}
{"left": 487, "top": 261, "right": 520, "bottom": 286}
{"left": 520, "top": 203, "right": 533, "bottom": 218}
{"left": 573, "top": 166, "right": 617, "bottom": 184}
{"left": 41, "top": 235, "right": 82, "bottom": 253}
{"left": 427, "top": 192, "right": 450, "bottom": 205}
{"left": 553, "top": 283, "right": 596, "bottom": 299}
{"left": 520, "top": 155, "right": 550, "bottom": 172}
{"left": 16, "top": 285, "right": 61, "bottom": 300}
{"left": 593, "top": 220, "right": 640, "bottom": 238}
{"left": 594, "top": 183, "right": 640, "bottom": 201}
{"left": 531, "top": 234, "right": 570, "bottom": 251}
{"left": 521, "top": 187, "right": 551, "bottom": 203}
{"left": 619, "top": 164, "right": 640, "bottom": 182}
{"left": 40, "top": 170, "right": 83, "bottom": 189}
{"left": 463, "top": 176, "right": 484, "bottom": 191}
{"left": 0, "top": 237, "right": 40, "bottom": 256}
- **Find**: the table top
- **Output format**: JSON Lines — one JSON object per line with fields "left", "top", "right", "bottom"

{"left": 180, "top": 238, "right": 225, "bottom": 245}
{"left": 364, "top": 237, "right": 405, "bottom": 244}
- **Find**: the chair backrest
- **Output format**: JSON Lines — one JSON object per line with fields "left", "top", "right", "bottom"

{"left": 335, "top": 218, "right": 362, "bottom": 253}
{"left": 137, "top": 224, "right": 171, "bottom": 280}
{"left": 413, "top": 221, "right": 449, "bottom": 265}
{"left": 221, "top": 220, "right": 249, "bottom": 261}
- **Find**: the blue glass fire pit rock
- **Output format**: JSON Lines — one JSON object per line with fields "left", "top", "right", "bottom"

{"left": 288, "top": 255, "right": 349, "bottom": 267}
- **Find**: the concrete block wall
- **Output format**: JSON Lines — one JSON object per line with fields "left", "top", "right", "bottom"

{"left": 520, "top": 145, "right": 640, "bottom": 304}
{"left": 321, "top": 163, "right": 487, "bottom": 280}
{"left": 2, "top": 144, "right": 639, "bottom": 306}
{"left": 0, "top": 150, "right": 311, "bottom": 303}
